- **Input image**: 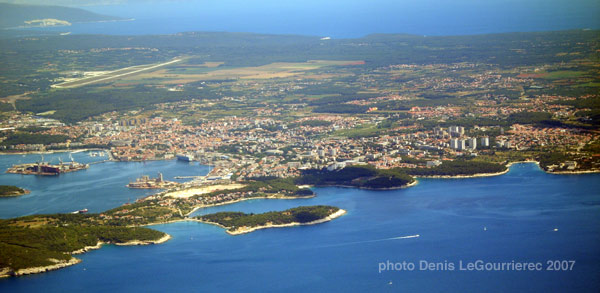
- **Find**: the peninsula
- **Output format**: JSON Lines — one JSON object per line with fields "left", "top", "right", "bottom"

{"left": 196, "top": 206, "right": 346, "bottom": 235}
{"left": 0, "top": 185, "right": 29, "bottom": 198}
{"left": 0, "top": 177, "right": 345, "bottom": 278}
{"left": 0, "top": 215, "right": 168, "bottom": 278}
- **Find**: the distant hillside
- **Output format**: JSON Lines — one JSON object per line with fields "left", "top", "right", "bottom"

{"left": 0, "top": 3, "right": 123, "bottom": 28}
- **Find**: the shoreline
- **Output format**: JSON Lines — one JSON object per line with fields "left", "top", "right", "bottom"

{"left": 506, "top": 160, "right": 599, "bottom": 175}
{"left": 5, "top": 258, "right": 82, "bottom": 278}
{"left": 198, "top": 209, "right": 347, "bottom": 236}
{"left": 0, "top": 233, "right": 172, "bottom": 278}
{"left": 115, "top": 233, "right": 172, "bottom": 246}
{"left": 413, "top": 160, "right": 538, "bottom": 179}
{"left": 547, "top": 169, "right": 600, "bottom": 175}
{"left": 137, "top": 194, "right": 317, "bottom": 227}
{"left": 2, "top": 160, "right": 598, "bottom": 278}
{"left": 303, "top": 179, "right": 418, "bottom": 191}
{"left": 0, "top": 148, "right": 108, "bottom": 156}
{"left": 0, "top": 188, "right": 30, "bottom": 198}
{"left": 184, "top": 194, "right": 316, "bottom": 217}
{"left": 414, "top": 168, "right": 509, "bottom": 179}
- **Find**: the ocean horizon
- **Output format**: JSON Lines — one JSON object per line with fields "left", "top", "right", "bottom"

{"left": 13, "top": 0, "right": 600, "bottom": 38}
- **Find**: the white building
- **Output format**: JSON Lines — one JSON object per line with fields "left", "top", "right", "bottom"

{"left": 448, "top": 126, "right": 465, "bottom": 137}
{"left": 427, "top": 160, "right": 442, "bottom": 167}
{"left": 450, "top": 138, "right": 466, "bottom": 150}
{"left": 480, "top": 137, "right": 490, "bottom": 147}
{"left": 450, "top": 138, "right": 460, "bottom": 149}
{"left": 468, "top": 138, "right": 477, "bottom": 149}
{"left": 327, "top": 162, "right": 346, "bottom": 171}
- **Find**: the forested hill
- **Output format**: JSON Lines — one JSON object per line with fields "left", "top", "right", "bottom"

{"left": 1, "top": 30, "right": 599, "bottom": 68}
{"left": 0, "top": 3, "right": 123, "bottom": 28}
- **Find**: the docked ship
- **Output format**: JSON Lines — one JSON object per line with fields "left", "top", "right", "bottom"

{"left": 176, "top": 153, "right": 194, "bottom": 162}
{"left": 127, "top": 172, "right": 179, "bottom": 189}
{"left": 6, "top": 157, "right": 89, "bottom": 176}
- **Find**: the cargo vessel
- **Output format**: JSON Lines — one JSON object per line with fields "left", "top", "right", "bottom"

{"left": 176, "top": 153, "right": 194, "bottom": 162}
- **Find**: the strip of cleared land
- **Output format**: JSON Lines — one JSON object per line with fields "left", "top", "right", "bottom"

{"left": 51, "top": 58, "right": 182, "bottom": 88}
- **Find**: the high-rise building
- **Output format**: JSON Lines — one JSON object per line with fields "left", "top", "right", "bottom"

{"left": 480, "top": 137, "right": 490, "bottom": 147}
{"left": 434, "top": 127, "right": 447, "bottom": 137}
{"left": 450, "top": 138, "right": 460, "bottom": 149}
{"left": 448, "top": 126, "right": 465, "bottom": 137}
{"left": 468, "top": 138, "right": 477, "bottom": 149}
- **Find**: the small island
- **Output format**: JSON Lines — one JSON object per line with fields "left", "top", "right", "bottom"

{"left": 23, "top": 18, "right": 71, "bottom": 28}
{"left": 197, "top": 205, "right": 346, "bottom": 235}
{"left": 0, "top": 185, "right": 29, "bottom": 198}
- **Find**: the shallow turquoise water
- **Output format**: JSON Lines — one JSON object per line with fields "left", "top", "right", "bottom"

{"left": 0, "top": 157, "right": 599, "bottom": 292}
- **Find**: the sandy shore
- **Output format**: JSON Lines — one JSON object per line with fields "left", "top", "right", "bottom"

{"left": 164, "top": 184, "right": 246, "bottom": 198}
{"left": 199, "top": 209, "right": 347, "bottom": 236}
{"left": 506, "top": 160, "right": 539, "bottom": 168}
{"left": 403, "top": 180, "right": 419, "bottom": 188}
{"left": 415, "top": 168, "right": 509, "bottom": 179}
{"left": 115, "top": 233, "right": 172, "bottom": 246}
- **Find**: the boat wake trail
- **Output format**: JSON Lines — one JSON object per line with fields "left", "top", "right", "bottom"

{"left": 319, "top": 234, "right": 420, "bottom": 248}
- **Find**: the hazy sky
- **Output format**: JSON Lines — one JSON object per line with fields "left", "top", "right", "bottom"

{"left": 3, "top": 0, "right": 599, "bottom": 8}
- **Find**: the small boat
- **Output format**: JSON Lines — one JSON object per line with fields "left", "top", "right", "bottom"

{"left": 71, "top": 208, "right": 88, "bottom": 214}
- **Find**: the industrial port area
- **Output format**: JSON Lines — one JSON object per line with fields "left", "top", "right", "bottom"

{"left": 6, "top": 160, "right": 89, "bottom": 176}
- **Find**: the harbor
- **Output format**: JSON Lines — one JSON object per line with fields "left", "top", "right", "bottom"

{"left": 127, "top": 172, "right": 180, "bottom": 189}
{"left": 6, "top": 156, "right": 89, "bottom": 176}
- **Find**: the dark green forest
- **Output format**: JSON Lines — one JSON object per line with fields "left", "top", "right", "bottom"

{"left": 397, "top": 160, "right": 507, "bottom": 176}
{"left": 197, "top": 205, "right": 340, "bottom": 232}
{"left": 296, "top": 165, "right": 414, "bottom": 189}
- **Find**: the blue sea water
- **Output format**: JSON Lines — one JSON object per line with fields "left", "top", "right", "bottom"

{"left": 0, "top": 155, "right": 599, "bottom": 292}
{"left": 0, "top": 151, "right": 209, "bottom": 218}
{"left": 22, "top": 0, "right": 600, "bottom": 38}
